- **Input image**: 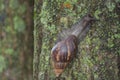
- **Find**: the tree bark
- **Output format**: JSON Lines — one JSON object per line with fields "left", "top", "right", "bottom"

{"left": 33, "top": 0, "right": 43, "bottom": 80}
{"left": 115, "top": 2, "right": 120, "bottom": 79}
{"left": 18, "top": 1, "right": 34, "bottom": 80}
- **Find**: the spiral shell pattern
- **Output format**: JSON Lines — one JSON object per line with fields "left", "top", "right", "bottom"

{"left": 51, "top": 35, "right": 78, "bottom": 77}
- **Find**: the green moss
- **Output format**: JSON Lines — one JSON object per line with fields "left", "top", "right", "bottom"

{"left": 37, "top": 0, "right": 120, "bottom": 79}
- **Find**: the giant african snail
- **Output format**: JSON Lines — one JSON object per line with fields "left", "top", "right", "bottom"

{"left": 51, "top": 14, "right": 95, "bottom": 77}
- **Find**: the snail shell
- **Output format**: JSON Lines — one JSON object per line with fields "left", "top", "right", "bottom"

{"left": 51, "top": 14, "right": 95, "bottom": 77}
{"left": 51, "top": 35, "right": 78, "bottom": 77}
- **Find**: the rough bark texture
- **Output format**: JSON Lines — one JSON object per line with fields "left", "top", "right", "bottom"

{"left": 33, "top": 0, "right": 43, "bottom": 80}
{"left": 36, "top": 0, "right": 120, "bottom": 80}
{"left": 115, "top": 2, "right": 120, "bottom": 79}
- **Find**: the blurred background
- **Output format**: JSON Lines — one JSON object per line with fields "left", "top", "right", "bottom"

{"left": 0, "top": 0, "right": 33, "bottom": 80}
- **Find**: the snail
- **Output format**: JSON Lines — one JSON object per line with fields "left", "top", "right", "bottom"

{"left": 51, "top": 14, "right": 95, "bottom": 77}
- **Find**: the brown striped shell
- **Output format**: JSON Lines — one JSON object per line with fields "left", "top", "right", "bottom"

{"left": 51, "top": 35, "right": 78, "bottom": 77}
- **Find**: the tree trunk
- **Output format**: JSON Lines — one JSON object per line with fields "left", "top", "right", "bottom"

{"left": 33, "top": 0, "right": 43, "bottom": 80}
{"left": 18, "top": 0, "right": 34, "bottom": 80}
{"left": 35, "top": 0, "right": 120, "bottom": 80}
{"left": 115, "top": 2, "right": 120, "bottom": 79}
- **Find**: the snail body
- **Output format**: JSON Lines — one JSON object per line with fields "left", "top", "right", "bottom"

{"left": 51, "top": 14, "right": 95, "bottom": 77}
